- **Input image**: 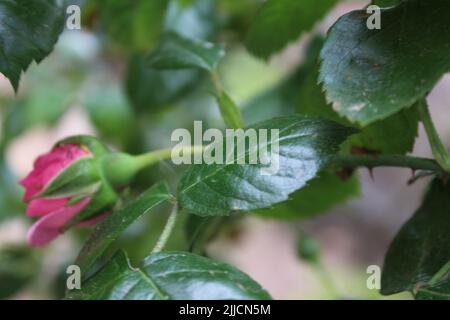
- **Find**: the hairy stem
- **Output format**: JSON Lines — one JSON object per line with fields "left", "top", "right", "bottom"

{"left": 418, "top": 100, "right": 450, "bottom": 172}
{"left": 152, "top": 204, "right": 179, "bottom": 254}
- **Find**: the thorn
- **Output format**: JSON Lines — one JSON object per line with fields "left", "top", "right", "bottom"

{"left": 408, "top": 170, "right": 435, "bottom": 185}
{"left": 407, "top": 169, "right": 417, "bottom": 185}
{"left": 407, "top": 171, "right": 413, "bottom": 185}
{"left": 367, "top": 167, "right": 375, "bottom": 181}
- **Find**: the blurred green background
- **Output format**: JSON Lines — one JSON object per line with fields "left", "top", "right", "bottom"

{"left": 1, "top": 0, "right": 448, "bottom": 299}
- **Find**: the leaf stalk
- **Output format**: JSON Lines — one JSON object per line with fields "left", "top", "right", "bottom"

{"left": 211, "top": 72, "right": 245, "bottom": 129}
{"left": 417, "top": 100, "right": 450, "bottom": 172}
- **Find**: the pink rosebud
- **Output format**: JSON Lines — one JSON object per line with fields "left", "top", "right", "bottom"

{"left": 20, "top": 144, "right": 102, "bottom": 247}
{"left": 19, "top": 135, "right": 142, "bottom": 247}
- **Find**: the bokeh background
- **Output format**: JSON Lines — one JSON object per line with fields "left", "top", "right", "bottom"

{"left": 1, "top": 0, "right": 448, "bottom": 299}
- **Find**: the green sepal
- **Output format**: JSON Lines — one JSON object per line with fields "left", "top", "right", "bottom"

{"left": 56, "top": 135, "right": 110, "bottom": 157}
{"left": 66, "top": 194, "right": 90, "bottom": 207}
{"left": 36, "top": 157, "right": 101, "bottom": 199}
{"left": 63, "top": 181, "right": 119, "bottom": 230}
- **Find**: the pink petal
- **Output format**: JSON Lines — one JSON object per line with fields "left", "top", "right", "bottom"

{"left": 75, "top": 212, "right": 110, "bottom": 228}
{"left": 34, "top": 144, "right": 88, "bottom": 170}
{"left": 20, "top": 144, "right": 89, "bottom": 202}
{"left": 26, "top": 198, "right": 69, "bottom": 217}
{"left": 27, "top": 197, "right": 91, "bottom": 247}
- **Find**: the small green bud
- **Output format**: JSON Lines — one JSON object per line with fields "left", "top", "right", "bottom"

{"left": 297, "top": 233, "right": 321, "bottom": 264}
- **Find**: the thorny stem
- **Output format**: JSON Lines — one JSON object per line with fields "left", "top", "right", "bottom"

{"left": 135, "top": 146, "right": 444, "bottom": 175}
{"left": 134, "top": 151, "right": 444, "bottom": 256}
{"left": 332, "top": 154, "right": 444, "bottom": 174}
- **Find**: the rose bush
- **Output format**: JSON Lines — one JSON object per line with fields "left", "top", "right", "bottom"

{"left": 1, "top": 0, "right": 449, "bottom": 301}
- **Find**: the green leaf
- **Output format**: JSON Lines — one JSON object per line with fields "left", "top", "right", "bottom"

{"left": 184, "top": 214, "right": 234, "bottom": 254}
{"left": 164, "top": 0, "right": 217, "bottom": 40}
{"left": 125, "top": 55, "right": 201, "bottom": 112}
{"left": 296, "top": 40, "right": 419, "bottom": 154}
{"left": 348, "top": 109, "right": 419, "bottom": 154}
{"left": 381, "top": 179, "right": 450, "bottom": 295}
{"left": 98, "top": 0, "right": 168, "bottom": 52}
{"left": 146, "top": 32, "right": 225, "bottom": 72}
{"left": 372, "top": 0, "right": 402, "bottom": 7}
{"left": 0, "top": 161, "right": 24, "bottom": 222}
{"left": 178, "top": 115, "right": 356, "bottom": 216}
{"left": 242, "top": 82, "right": 294, "bottom": 124}
{"left": 81, "top": 81, "right": 137, "bottom": 148}
{"left": 297, "top": 70, "right": 345, "bottom": 125}
{"left": 256, "top": 171, "right": 360, "bottom": 219}
{"left": 185, "top": 214, "right": 214, "bottom": 252}
{"left": 246, "top": 0, "right": 337, "bottom": 59}
{"left": 0, "top": 0, "right": 65, "bottom": 91}
{"left": 299, "top": 79, "right": 420, "bottom": 154}
{"left": 2, "top": 81, "right": 74, "bottom": 147}
{"left": 244, "top": 34, "right": 418, "bottom": 155}
{"left": 67, "top": 251, "right": 271, "bottom": 300}
{"left": 319, "top": 0, "right": 450, "bottom": 125}
{"left": 75, "top": 182, "right": 173, "bottom": 273}
{"left": 242, "top": 37, "right": 325, "bottom": 124}
{"left": 216, "top": 91, "right": 244, "bottom": 129}
{"left": 0, "top": 246, "right": 39, "bottom": 299}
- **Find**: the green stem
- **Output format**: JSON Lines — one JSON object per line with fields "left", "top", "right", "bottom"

{"left": 134, "top": 145, "right": 204, "bottom": 171}
{"left": 134, "top": 147, "right": 443, "bottom": 177}
{"left": 152, "top": 205, "right": 179, "bottom": 254}
{"left": 211, "top": 71, "right": 223, "bottom": 93}
{"left": 313, "top": 261, "right": 340, "bottom": 299}
{"left": 332, "top": 154, "right": 444, "bottom": 173}
{"left": 429, "top": 261, "right": 450, "bottom": 286}
{"left": 418, "top": 100, "right": 450, "bottom": 172}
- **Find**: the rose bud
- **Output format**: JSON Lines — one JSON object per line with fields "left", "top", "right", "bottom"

{"left": 19, "top": 136, "right": 139, "bottom": 247}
